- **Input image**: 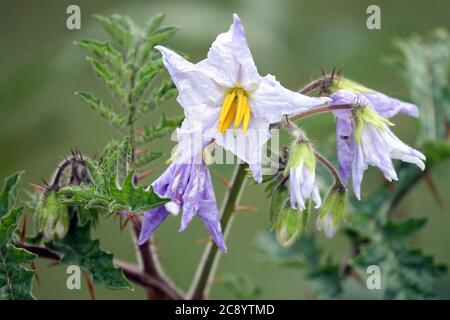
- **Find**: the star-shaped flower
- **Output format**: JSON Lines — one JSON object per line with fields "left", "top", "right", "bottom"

{"left": 156, "top": 14, "right": 330, "bottom": 182}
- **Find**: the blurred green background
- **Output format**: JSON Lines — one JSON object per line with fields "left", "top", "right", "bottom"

{"left": 1, "top": 0, "right": 450, "bottom": 299}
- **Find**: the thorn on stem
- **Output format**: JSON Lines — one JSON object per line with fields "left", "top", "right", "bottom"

{"left": 214, "top": 171, "right": 231, "bottom": 189}
{"left": 235, "top": 204, "right": 258, "bottom": 212}
{"left": 424, "top": 173, "right": 443, "bottom": 207}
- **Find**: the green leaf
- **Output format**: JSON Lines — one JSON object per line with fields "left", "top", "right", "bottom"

{"left": 138, "top": 80, "right": 177, "bottom": 115}
{"left": 93, "top": 15, "right": 132, "bottom": 52}
{"left": 352, "top": 217, "right": 447, "bottom": 299}
{"left": 59, "top": 143, "right": 169, "bottom": 213}
{"left": 220, "top": 273, "right": 262, "bottom": 300}
{"left": 109, "top": 172, "right": 169, "bottom": 212}
{"left": 269, "top": 185, "right": 289, "bottom": 226}
{"left": 390, "top": 29, "right": 450, "bottom": 141}
{"left": 256, "top": 231, "right": 344, "bottom": 298}
{"left": 45, "top": 221, "right": 131, "bottom": 289}
{"left": 132, "top": 59, "right": 163, "bottom": 101}
{"left": 0, "top": 171, "right": 24, "bottom": 218}
{"left": 383, "top": 217, "right": 427, "bottom": 242}
{"left": 0, "top": 207, "right": 37, "bottom": 300}
{"left": 145, "top": 13, "right": 166, "bottom": 36}
{"left": 136, "top": 114, "right": 183, "bottom": 145}
{"left": 135, "top": 151, "right": 163, "bottom": 168}
{"left": 148, "top": 26, "right": 179, "bottom": 46}
{"left": 76, "top": 91, "right": 126, "bottom": 129}
{"left": 115, "top": 137, "right": 132, "bottom": 188}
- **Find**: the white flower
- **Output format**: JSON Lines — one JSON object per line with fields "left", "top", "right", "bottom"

{"left": 156, "top": 14, "right": 330, "bottom": 182}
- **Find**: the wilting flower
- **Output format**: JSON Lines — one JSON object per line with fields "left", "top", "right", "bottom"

{"left": 331, "top": 89, "right": 426, "bottom": 199}
{"left": 156, "top": 14, "right": 329, "bottom": 182}
{"left": 284, "top": 141, "right": 321, "bottom": 210}
{"left": 315, "top": 185, "right": 346, "bottom": 238}
{"left": 138, "top": 160, "right": 226, "bottom": 252}
{"left": 330, "top": 77, "right": 419, "bottom": 118}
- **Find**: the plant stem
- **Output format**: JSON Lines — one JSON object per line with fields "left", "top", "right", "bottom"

{"left": 288, "top": 103, "right": 352, "bottom": 122}
{"left": 188, "top": 164, "right": 248, "bottom": 299}
{"left": 314, "top": 151, "right": 346, "bottom": 190}
{"left": 16, "top": 242, "right": 184, "bottom": 300}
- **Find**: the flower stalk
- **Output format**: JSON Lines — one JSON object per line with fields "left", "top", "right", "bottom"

{"left": 188, "top": 163, "right": 247, "bottom": 299}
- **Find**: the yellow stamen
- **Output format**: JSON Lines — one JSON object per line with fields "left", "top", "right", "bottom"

{"left": 234, "top": 91, "right": 246, "bottom": 128}
{"left": 218, "top": 87, "right": 252, "bottom": 133}
{"left": 220, "top": 100, "right": 237, "bottom": 133}
{"left": 242, "top": 100, "right": 251, "bottom": 132}
{"left": 218, "top": 91, "right": 236, "bottom": 125}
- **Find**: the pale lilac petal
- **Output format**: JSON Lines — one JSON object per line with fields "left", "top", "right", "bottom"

{"left": 155, "top": 46, "right": 223, "bottom": 120}
{"left": 138, "top": 207, "right": 170, "bottom": 245}
{"left": 250, "top": 74, "right": 330, "bottom": 124}
{"left": 176, "top": 113, "right": 219, "bottom": 164}
{"left": 316, "top": 213, "right": 336, "bottom": 239}
{"left": 336, "top": 118, "right": 355, "bottom": 185}
{"left": 289, "top": 160, "right": 321, "bottom": 210}
{"left": 362, "top": 92, "right": 419, "bottom": 119}
{"left": 214, "top": 116, "right": 270, "bottom": 182}
{"left": 198, "top": 14, "right": 259, "bottom": 89}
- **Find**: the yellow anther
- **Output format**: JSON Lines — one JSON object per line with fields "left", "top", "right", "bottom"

{"left": 220, "top": 100, "right": 237, "bottom": 133}
{"left": 242, "top": 100, "right": 251, "bottom": 132}
{"left": 234, "top": 90, "right": 246, "bottom": 128}
{"left": 218, "top": 91, "right": 236, "bottom": 125}
{"left": 218, "top": 88, "right": 251, "bottom": 133}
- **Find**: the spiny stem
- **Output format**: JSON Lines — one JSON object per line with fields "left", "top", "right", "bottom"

{"left": 188, "top": 164, "right": 247, "bottom": 299}
{"left": 288, "top": 103, "right": 352, "bottom": 122}
{"left": 125, "top": 42, "right": 181, "bottom": 299}
{"left": 17, "top": 243, "right": 184, "bottom": 300}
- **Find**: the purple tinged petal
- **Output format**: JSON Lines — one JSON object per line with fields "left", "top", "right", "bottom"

{"left": 138, "top": 207, "right": 170, "bottom": 245}
{"left": 336, "top": 118, "right": 355, "bottom": 185}
{"left": 197, "top": 171, "right": 227, "bottom": 252}
{"left": 362, "top": 92, "right": 419, "bottom": 119}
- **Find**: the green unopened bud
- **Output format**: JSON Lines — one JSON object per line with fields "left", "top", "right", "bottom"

{"left": 329, "top": 77, "right": 373, "bottom": 94}
{"left": 38, "top": 191, "right": 70, "bottom": 240}
{"left": 276, "top": 207, "right": 304, "bottom": 247}
{"left": 353, "top": 105, "right": 394, "bottom": 144}
{"left": 284, "top": 141, "right": 315, "bottom": 175}
{"left": 316, "top": 185, "right": 347, "bottom": 238}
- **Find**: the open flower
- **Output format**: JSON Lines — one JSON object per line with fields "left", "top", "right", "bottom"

{"left": 331, "top": 89, "right": 426, "bottom": 199}
{"left": 156, "top": 14, "right": 330, "bottom": 182}
{"left": 284, "top": 141, "right": 321, "bottom": 210}
{"left": 138, "top": 159, "right": 226, "bottom": 252}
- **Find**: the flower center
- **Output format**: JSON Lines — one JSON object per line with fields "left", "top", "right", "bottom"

{"left": 218, "top": 87, "right": 251, "bottom": 133}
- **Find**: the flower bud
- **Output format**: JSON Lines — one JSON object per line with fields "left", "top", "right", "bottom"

{"left": 276, "top": 207, "right": 305, "bottom": 247}
{"left": 38, "top": 191, "right": 70, "bottom": 240}
{"left": 316, "top": 185, "right": 347, "bottom": 238}
{"left": 284, "top": 141, "right": 321, "bottom": 210}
